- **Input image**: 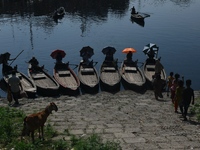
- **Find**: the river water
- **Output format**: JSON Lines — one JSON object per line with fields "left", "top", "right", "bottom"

{"left": 0, "top": 0, "right": 200, "bottom": 97}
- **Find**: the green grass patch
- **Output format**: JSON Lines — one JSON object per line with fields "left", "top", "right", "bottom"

{"left": 0, "top": 107, "right": 121, "bottom": 150}
{"left": 190, "top": 97, "right": 200, "bottom": 122}
{"left": 70, "top": 134, "right": 121, "bottom": 150}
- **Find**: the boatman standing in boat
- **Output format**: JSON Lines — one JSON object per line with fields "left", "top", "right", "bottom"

{"left": 0, "top": 52, "right": 15, "bottom": 75}
{"left": 131, "top": 6, "right": 137, "bottom": 14}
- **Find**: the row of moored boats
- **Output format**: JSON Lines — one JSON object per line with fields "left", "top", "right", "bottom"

{"left": 0, "top": 43, "right": 167, "bottom": 98}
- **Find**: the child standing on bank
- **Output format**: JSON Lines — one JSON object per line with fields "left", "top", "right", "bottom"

{"left": 167, "top": 72, "right": 174, "bottom": 97}
{"left": 174, "top": 80, "right": 184, "bottom": 113}
{"left": 182, "top": 79, "right": 194, "bottom": 121}
{"left": 170, "top": 73, "right": 180, "bottom": 104}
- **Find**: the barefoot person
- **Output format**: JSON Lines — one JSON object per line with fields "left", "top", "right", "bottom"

{"left": 152, "top": 74, "right": 164, "bottom": 100}
{"left": 8, "top": 70, "right": 23, "bottom": 105}
{"left": 167, "top": 72, "right": 174, "bottom": 96}
{"left": 174, "top": 80, "right": 184, "bottom": 113}
{"left": 182, "top": 79, "right": 194, "bottom": 121}
{"left": 170, "top": 73, "right": 180, "bottom": 104}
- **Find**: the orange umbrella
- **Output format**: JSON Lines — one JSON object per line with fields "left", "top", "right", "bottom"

{"left": 122, "top": 48, "right": 137, "bottom": 54}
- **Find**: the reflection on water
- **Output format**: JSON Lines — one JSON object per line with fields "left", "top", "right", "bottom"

{"left": 0, "top": 0, "right": 129, "bottom": 16}
{"left": 0, "top": 0, "right": 199, "bottom": 97}
{"left": 0, "top": 0, "right": 194, "bottom": 35}
{"left": 0, "top": 0, "right": 129, "bottom": 35}
{"left": 130, "top": 16, "right": 145, "bottom": 27}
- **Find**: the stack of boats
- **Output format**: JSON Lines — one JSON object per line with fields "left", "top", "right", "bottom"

{"left": 0, "top": 43, "right": 167, "bottom": 98}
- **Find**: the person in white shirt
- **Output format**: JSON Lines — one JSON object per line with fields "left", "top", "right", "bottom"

{"left": 8, "top": 70, "right": 23, "bottom": 105}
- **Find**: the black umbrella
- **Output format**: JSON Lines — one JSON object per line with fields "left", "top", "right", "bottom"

{"left": 102, "top": 46, "right": 116, "bottom": 55}
{"left": 80, "top": 46, "right": 94, "bottom": 58}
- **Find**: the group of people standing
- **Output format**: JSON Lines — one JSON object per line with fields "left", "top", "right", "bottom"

{"left": 167, "top": 72, "right": 194, "bottom": 121}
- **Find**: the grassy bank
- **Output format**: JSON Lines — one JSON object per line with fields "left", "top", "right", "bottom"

{"left": 190, "top": 97, "right": 200, "bottom": 121}
{"left": 0, "top": 107, "right": 121, "bottom": 150}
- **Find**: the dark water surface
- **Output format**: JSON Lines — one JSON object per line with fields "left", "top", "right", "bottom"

{"left": 0, "top": 0, "right": 200, "bottom": 97}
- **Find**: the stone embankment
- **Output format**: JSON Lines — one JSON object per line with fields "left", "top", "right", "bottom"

{"left": 1, "top": 90, "right": 200, "bottom": 149}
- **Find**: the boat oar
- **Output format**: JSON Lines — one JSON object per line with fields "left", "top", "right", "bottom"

{"left": 72, "top": 65, "right": 78, "bottom": 70}
{"left": 93, "top": 61, "right": 98, "bottom": 66}
{"left": 69, "top": 63, "right": 78, "bottom": 66}
{"left": 137, "top": 62, "right": 144, "bottom": 65}
{"left": 9, "top": 50, "right": 24, "bottom": 65}
{"left": 68, "top": 63, "right": 78, "bottom": 69}
{"left": 137, "top": 12, "right": 151, "bottom": 18}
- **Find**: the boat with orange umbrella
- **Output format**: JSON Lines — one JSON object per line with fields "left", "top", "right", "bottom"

{"left": 120, "top": 48, "right": 146, "bottom": 92}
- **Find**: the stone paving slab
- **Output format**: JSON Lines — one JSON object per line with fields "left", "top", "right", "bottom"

{"left": 1, "top": 90, "right": 200, "bottom": 149}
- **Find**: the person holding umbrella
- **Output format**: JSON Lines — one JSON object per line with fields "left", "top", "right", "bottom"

{"left": 122, "top": 48, "right": 137, "bottom": 65}
{"left": 56, "top": 52, "right": 63, "bottom": 64}
{"left": 102, "top": 46, "right": 116, "bottom": 62}
{"left": 50, "top": 49, "right": 66, "bottom": 63}
{"left": 126, "top": 51, "right": 133, "bottom": 62}
{"left": 80, "top": 46, "right": 94, "bottom": 67}
{"left": 105, "top": 51, "right": 114, "bottom": 62}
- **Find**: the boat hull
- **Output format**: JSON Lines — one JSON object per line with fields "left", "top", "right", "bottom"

{"left": 28, "top": 64, "right": 59, "bottom": 97}
{"left": 99, "top": 61, "right": 121, "bottom": 93}
{"left": 120, "top": 61, "right": 146, "bottom": 92}
{"left": 142, "top": 59, "right": 167, "bottom": 89}
{"left": 2, "top": 71, "right": 37, "bottom": 98}
{"left": 78, "top": 63, "right": 99, "bottom": 94}
{"left": 53, "top": 63, "right": 80, "bottom": 96}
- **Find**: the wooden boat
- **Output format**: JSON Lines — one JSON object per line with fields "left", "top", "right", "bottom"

{"left": 28, "top": 64, "right": 59, "bottom": 97}
{"left": 53, "top": 7, "right": 65, "bottom": 22}
{"left": 131, "top": 13, "right": 145, "bottom": 20}
{"left": 131, "top": 12, "right": 150, "bottom": 20}
{"left": 99, "top": 61, "right": 121, "bottom": 93}
{"left": 77, "top": 61, "right": 99, "bottom": 94}
{"left": 130, "top": 15, "right": 145, "bottom": 27}
{"left": 120, "top": 60, "right": 146, "bottom": 92}
{"left": 142, "top": 58, "right": 167, "bottom": 88}
{"left": 53, "top": 62, "right": 80, "bottom": 96}
{"left": 2, "top": 70, "right": 37, "bottom": 98}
